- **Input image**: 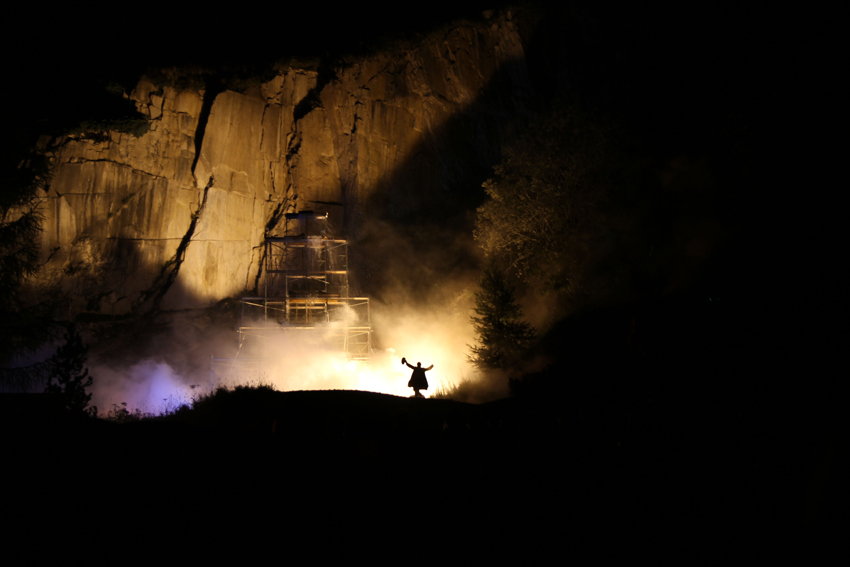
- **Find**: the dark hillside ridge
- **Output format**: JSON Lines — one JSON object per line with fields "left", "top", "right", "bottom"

{"left": 6, "top": 386, "right": 826, "bottom": 547}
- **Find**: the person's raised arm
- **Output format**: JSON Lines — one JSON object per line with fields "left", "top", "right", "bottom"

{"left": 424, "top": 364, "right": 434, "bottom": 371}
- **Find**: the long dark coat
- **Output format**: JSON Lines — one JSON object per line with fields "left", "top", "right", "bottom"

{"left": 407, "top": 364, "right": 432, "bottom": 390}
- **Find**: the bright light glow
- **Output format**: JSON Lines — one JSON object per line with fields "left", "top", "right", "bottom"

{"left": 223, "top": 301, "right": 477, "bottom": 397}
{"left": 89, "top": 300, "right": 481, "bottom": 414}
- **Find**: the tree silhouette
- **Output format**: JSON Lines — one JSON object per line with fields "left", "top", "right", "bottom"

{"left": 474, "top": 100, "right": 632, "bottom": 308}
{"left": 1, "top": 152, "right": 52, "bottom": 365}
{"left": 468, "top": 264, "right": 535, "bottom": 370}
{"left": 45, "top": 323, "right": 95, "bottom": 416}
{"left": 0, "top": 151, "right": 70, "bottom": 384}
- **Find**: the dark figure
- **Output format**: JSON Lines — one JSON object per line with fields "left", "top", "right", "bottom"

{"left": 402, "top": 357, "right": 433, "bottom": 398}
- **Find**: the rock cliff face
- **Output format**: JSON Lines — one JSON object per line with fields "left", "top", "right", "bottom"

{"left": 36, "top": 11, "right": 533, "bottom": 315}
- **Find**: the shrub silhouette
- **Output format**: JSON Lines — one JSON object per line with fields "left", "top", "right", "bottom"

{"left": 44, "top": 323, "right": 95, "bottom": 416}
{"left": 468, "top": 264, "right": 535, "bottom": 371}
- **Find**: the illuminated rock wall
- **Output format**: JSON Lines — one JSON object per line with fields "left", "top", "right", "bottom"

{"left": 37, "top": 11, "right": 532, "bottom": 314}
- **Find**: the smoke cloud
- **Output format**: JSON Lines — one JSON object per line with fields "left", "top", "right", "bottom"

{"left": 89, "top": 360, "right": 193, "bottom": 415}
{"left": 85, "top": 276, "right": 495, "bottom": 413}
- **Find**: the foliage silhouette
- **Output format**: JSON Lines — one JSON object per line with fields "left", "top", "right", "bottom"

{"left": 0, "top": 154, "right": 48, "bottom": 313}
{"left": 468, "top": 264, "right": 535, "bottom": 371}
{"left": 0, "top": 152, "right": 64, "bottom": 367}
{"left": 53, "top": 83, "right": 151, "bottom": 140}
{"left": 105, "top": 402, "right": 149, "bottom": 423}
{"left": 44, "top": 323, "right": 95, "bottom": 416}
{"left": 474, "top": 99, "right": 633, "bottom": 312}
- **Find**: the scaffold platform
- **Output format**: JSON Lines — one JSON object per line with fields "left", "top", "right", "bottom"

{"left": 228, "top": 210, "right": 372, "bottom": 365}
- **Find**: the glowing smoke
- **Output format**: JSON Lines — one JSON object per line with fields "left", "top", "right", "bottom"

{"left": 90, "top": 360, "right": 195, "bottom": 415}
{"left": 211, "top": 298, "right": 481, "bottom": 398}
{"left": 86, "top": 292, "right": 485, "bottom": 413}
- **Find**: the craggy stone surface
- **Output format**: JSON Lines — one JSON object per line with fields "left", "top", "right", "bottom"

{"left": 35, "top": 12, "right": 533, "bottom": 315}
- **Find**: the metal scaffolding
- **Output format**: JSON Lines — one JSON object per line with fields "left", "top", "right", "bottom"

{"left": 235, "top": 210, "right": 372, "bottom": 362}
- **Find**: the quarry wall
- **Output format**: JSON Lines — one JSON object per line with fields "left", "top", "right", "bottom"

{"left": 35, "top": 11, "right": 533, "bottom": 315}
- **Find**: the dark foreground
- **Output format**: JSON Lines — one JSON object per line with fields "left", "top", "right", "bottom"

{"left": 2, "top": 387, "right": 835, "bottom": 559}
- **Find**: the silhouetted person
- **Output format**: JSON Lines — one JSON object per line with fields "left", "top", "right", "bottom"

{"left": 402, "top": 357, "right": 432, "bottom": 398}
